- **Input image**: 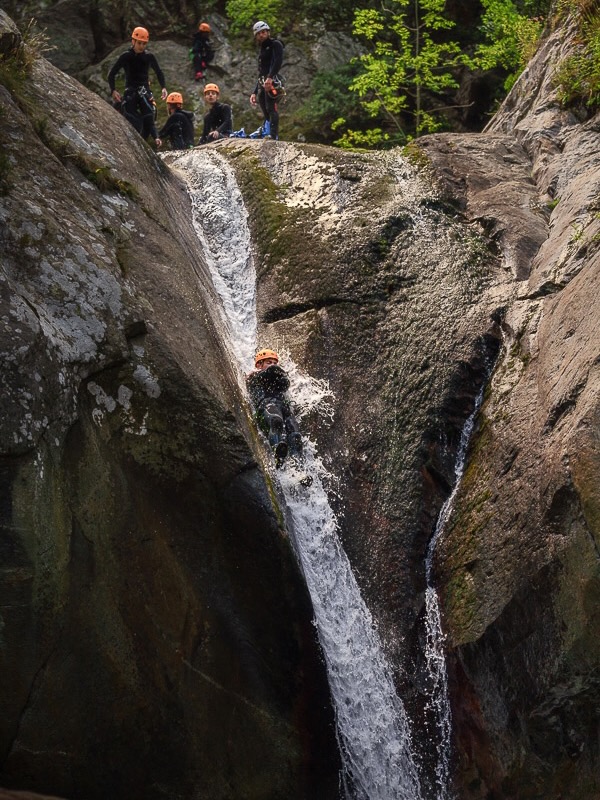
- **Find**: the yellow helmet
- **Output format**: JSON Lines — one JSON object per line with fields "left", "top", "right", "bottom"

{"left": 131, "top": 27, "right": 150, "bottom": 42}
{"left": 204, "top": 83, "right": 220, "bottom": 95}
{"left": 255, "top": 349, "right": 279, "bottom": 368}
{"left": 166, "top": 92, "right": 183, "bottom": 105}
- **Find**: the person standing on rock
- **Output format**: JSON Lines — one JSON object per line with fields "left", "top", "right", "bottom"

{"left": 191, "top": 21, "right": 215, "bottom": 82}
{"left": 249, "top": 21, "right": 285, "bottom": 141}
{"left": 108, "top": 26, "right": 168, "bottom": 140}
{"left": 246, "top": 349, "right": 302, "bottom": 466}
{"left": 158, "top": 92, "right": 195, "bottom": 150}
{"left": 198, "top": 83, "right": 233, "bottom": 144}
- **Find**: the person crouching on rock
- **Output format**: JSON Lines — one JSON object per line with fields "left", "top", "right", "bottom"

{"left": 199, "top": 83, "right": 233, "bottom": 144}
{"left": 108, "top": 26, "right": 168, "bottom": 140}
{"left": 246, "top": 349, "right": 302, "bottom": 465}
{"left": 158, "top": 92, "right": 195, "bottom": 150}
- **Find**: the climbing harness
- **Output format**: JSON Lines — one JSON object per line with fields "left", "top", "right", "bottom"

{"left": 259, "top": 74, "right": 286, "bottom": 101}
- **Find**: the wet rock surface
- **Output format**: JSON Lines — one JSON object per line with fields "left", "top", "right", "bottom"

{"left": 433, "top": 23, "right": 600, "bottom": 800}
{"left": 210, "top": 19, "right": 600, "bottom": 800}
{"left": 1, "top": 8, "right": 600, "bottom": 800}
{"left": 0, "top": 14, "right": 339, "bottom": 800}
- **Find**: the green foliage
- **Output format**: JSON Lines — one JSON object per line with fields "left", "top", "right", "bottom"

{"left": 334, "top": 124, "right": 391, "bottom": 150}
{"left": 225, "top": 0, "right": 356, "bottom": 33}
{"left": 297, "top": 63, "right": 364, "bottom": 143}
{"left": 225, "top": 0, "right": 286, "bottom": 35}
{"left": 474, "top": 0, "right": 546, "bottom": 91}
{"left": 300, "top": 0, "right": 358, "bottom": 29}
{"left": 338, "top": 0, "right": 468, "bottom": 148}
{"left": 554, "top": 8, "right": 600, "bottom": 110}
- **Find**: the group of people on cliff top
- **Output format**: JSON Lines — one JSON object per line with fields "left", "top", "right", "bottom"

{"left": 109, "top": 26, "right": 301, "bottom": 466}
{"left": 108, "top": 20, "right": 285, "bottom": 149}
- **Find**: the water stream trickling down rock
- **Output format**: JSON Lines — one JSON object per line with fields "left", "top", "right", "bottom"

{"left": 171, "top": 148, "right": 424, "bottom": 799}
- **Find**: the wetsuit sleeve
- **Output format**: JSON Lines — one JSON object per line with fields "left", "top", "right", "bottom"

{"left": 184, "top": 112, "right": 195, "bottom": 145}
{"left": 148, "top": 54, "right": 166, "bottom": 89}
{"left": 108, "top": 53, "right": 127, "bottom": 91}
{"left": 200, "top": 111, "right": 211, "bottom": 143}
{"left": 217, "top": 105, "right": 233, "bottom": 135}
{"left": 158, "top": 115, "right": 176, "bottom": 138}
{"left": 268, "top": 40, "right": 284, "bottom": 77}
{"left": 149, "top": 120, "right": 159, "bottom": 140}
{"left": 246, "top": 372, "right": 262, "bottom": 407}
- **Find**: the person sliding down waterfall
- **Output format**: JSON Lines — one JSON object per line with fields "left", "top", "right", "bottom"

{"left": 246, "top": 349, "right": 303, "bottom": 467}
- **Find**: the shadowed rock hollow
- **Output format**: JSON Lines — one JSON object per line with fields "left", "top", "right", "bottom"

{"left": 1, "top": 7, "right": 600, "bottom": 800}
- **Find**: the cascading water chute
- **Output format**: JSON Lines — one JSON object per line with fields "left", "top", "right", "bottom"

{"left": 168, "top": 147, "right": 423, "bottom": 799}
{"left": 169, "top": 148, "right": 257, "bottom": 372}
{"left": 423, "top": 387, "right": 486, "bottom": 800}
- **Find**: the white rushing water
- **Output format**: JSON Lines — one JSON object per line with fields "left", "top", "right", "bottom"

{"left": 423, "top": 390, "right": 485, "bottom": 800}
{"left": 170, "top": 148, "right": 423, "bottom": 799}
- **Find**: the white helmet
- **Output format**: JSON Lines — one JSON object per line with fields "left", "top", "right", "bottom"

{"left": 253, "top": 20, "right": 270, "bottom": 35}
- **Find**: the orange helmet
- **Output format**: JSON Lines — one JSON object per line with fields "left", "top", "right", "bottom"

{"left": 204, "top": 83, "right": 219, "bottom": 95}
{"left": 198, "top": 22, "right": 211, "bottom": 32}
{"left": 166, "top": 91, "right": 183, "bottom": 105}
{"left": 131, "top": 27, "right": 150, "bottom": 42}
{"left": 255, "top": 349, "right": 279, "bottom": 367}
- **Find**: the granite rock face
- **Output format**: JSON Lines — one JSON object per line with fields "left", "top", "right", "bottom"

{"left": 430, "top": 22, "right": 600, "bottom": 800}
{"left": 2, "top": 7, "right": 600, "bottom": 800}
{"left": 0, "top": 13, "right": 339, "bottom": 800}
{"left": 209, "top": 17, "right": 600, "bottom": 800}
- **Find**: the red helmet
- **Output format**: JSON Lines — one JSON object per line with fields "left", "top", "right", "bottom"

{"left": 131, "top": 27, "right": 150, "bottom": 42}
{"left": 198, "top": 22, "right": 211, "bottom": 32}
{"left": 166, "top": 92, "right": 183, "bottom": 105}
{"left": 255, "top": 349, "right": 279, "bottom": 368}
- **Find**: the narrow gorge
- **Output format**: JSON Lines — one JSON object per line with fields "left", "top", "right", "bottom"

{"left": 1, "top": 8, "right": 599, "bottom": 800}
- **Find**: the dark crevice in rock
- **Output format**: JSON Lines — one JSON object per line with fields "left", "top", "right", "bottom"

{"left": 544, "top": 375, "right": 588, "bottom": 432}
{"left": 499, "top": 445, "right": 519, "bottom": 476}
{"left": 261, "top": 296, "right": 361, "bottom": 323}
{"left": 527, "top": 280, "right": 564, "bottom": 299}
{"left": 262, "top": 281, "right": 415, "bottom": 322}
{"left": 422, "top": 328, "right": 503, "bottom": 505}
{"left": 544, "top": 484, "right": 581, "bottom": 535}
{"left": 80, "top": 355, "right": 128, "bottom": 382}
{"left": 124, "top": 319, "right": 147, "bottom": 339}
{"left": 419, "top": 196, "right": 464, "bottom": 217}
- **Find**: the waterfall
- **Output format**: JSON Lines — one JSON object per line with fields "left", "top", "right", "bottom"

{"left": 423, "top": 390, "right": 485, "bottom": 800}
{"left": 169, "top": 148, "right": 423, "bottom": 799}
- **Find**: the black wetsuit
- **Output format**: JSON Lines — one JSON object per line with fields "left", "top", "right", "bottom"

{"left": 253, "top": 37, "right": 284, "bottom": 139}
{"left": 191, "top": 32, "right": 214, "bottom": 77}
{"left": 199, "top": 102, "right": 233, "bottom": 143}
{"left": 158, "top": 109, "right": 195, "bottom": 149}
{"left": 108, "top": 48, "right": 166, "bottom": 136}
{"left": 246, "top": 365, "right": 301, "bottom": 453}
